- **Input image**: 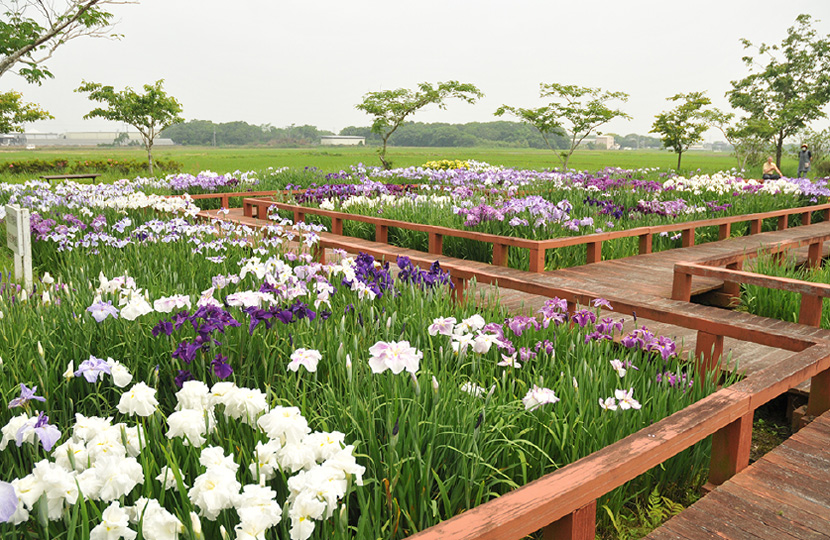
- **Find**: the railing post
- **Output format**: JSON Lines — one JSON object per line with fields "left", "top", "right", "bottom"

{"left": 375, "top": 224, "right": 388, "bottom": 244}
{"left": 800, "top": 211, "right": 812, "bottom": 226}
{"left": 695, "top": 330, "right": 724, "bottom": 383}
{"left": 586, "top": 241, "right": 602, "bottom": 264}
{"left": 777, "top": 214, "right": 788, "bottom": 230}
{"left": 718, "top": 223, "right": 731, "bottom": 240}
{"left": 798, "top": 293, "right": 823, "bottom": 327}
{"left": 492, "top": 242, "right": 508, "bottom": 266}
{"left": 529, "top": 247, "right": 546, "bottom": 273}
{"left": 244, "top": 201, "right": 253, "bottom": 218}
{"left": 824, "top": 208, "right": 830, "bottom": 222}
{"left": 807, "top": 241, "right": 823, "bottom": 268}
{"left": 721, "top": 260, "right": 743, "bottom": 299}
{"left": 806, "top": 367, "right": 830, "bottom": 417}
{"left": 543, "top": 500, "right": 596, "bottom": 540}
{"left": 638, "top": 233, "right": 652, "bottom": 255}
{"left": 428, "top": 233, "right": 443, "bottom": 257}
{"left": 221, "top": 195, "right": 229, "bottom": 209}
{"left": 682, "top": 227, "right": 695, "bottom": 247}
{"left": 671, "top": 268, "right": 692, "bottom": 301}
{"left": 708, "top": 411, "right": 753, "bottom": 487}
{"left": 451, "top": 275, "right": 466, "bottom": 304}
{"left": 293, "top": 209, "right": 305, "bottom": 224}
{"left": 314, "top": 243, "right": 326, "bottom": 265}
{"left": 749, "top": 219, "right": 762, "bottom": 235}
{"left": 331, "top": 217, "right": 343, "bottom": 236}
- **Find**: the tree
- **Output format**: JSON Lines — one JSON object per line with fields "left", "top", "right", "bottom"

{"left": 1, "top": 0, "right": 132, "bottom": 84}
{"left": 708, "top": 111, "right": 773, "bottom": 171}
{"left": 495, "top": 83, "right": 630, "bottom": 170}
{"left": 355, "top": 81, "right": 483, "bottom": 169}
{"left": 726, "top": 14, "right": 830, "bottom": 168}
{"left": 76, "top": 80, "right": 183, "bottom": 175}
{"left": 0, "top": 89, "right": 52, "bottom": 132}
{"left": 650, "top": 92, "right": 715, "bottom": 170}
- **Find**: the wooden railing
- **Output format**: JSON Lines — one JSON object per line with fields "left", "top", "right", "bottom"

{"left": 244, "top": 195, "right": 830, "bottom": 273}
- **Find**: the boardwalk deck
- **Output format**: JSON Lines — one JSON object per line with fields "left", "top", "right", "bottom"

{"left": 200, "top": 207, "right": 830, "bottom": 394}
{"left": 645, "top": 409, "right": 830, "bottom": 540}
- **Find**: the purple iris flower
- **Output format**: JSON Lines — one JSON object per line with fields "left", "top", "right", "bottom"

{"left": 74, "top": 356, "right": 112, "bottom": 382}
{"left": 7, "top": 383, "right": 46, "bottom": 409}
{"left": 0, "top": 481, "right": 17, "bottom": 523}
{"left": 86, "top": 300, "right": 119, "bottom": 323}
{"left": 211, "top": 354, "right": 233, "bottom": 379}
{"left": 174, "top": 370, "right": 194, "bottom": 388}
{"left": 571, "top": 309, "right": 597, "bottom": 328}
{"left": 17, "top": 412, "right": 61, "bottom": 452}
{"left": 152, "top": 320, "right": 174, "bottom": 337}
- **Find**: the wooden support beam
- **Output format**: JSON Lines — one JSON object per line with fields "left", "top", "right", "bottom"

{"left": 221, "top": 195, "right": 229, "bottom": 209}
{"left": 807, "top": 241, "right": 823, "bottom": 268}
{"left": 695, "top": 331, "right": 724, "bottom": 383}
{"left": 682, "top": 227, "right": 695, "bottom": 248}
{"left": 718, "top": 223, "right": 731, "bottom": 240}
{"left": 778, "top": 214, "right": 788, "bottom": 230}
{"left": 376, "top": 224, "right": 388, "bottom": 244}
{"left": 429, "top": 233, "right": 443, "bottom": 257}
{"left": 749, "top": 219, "right": 762, "bottom": 235}
{"left": 806, "top": 367, "right": 830, "bottom": 417}
{"left": 529, "top": 248, "right": 546, "bottom": 273}
{"left": 543, "top": 501, "right": 596, "bottom": 540}
{"left": 721, "top": 261, "right": 743, "bottom": 299}
{"left": 798, "top": 294, "right": 823, "bottom": 327}
{"left": 801, "top": 211, "right": 812, "bottom": 226}
{"left": 331, "top": 217, "right": 343, "bottom": 236}
{"left": 451, "top": 275, "right": 466, "bottom": 304}
{"left": 708, "top": 411, "right": 753, "bottom": 487}
{"left": 671, "top": 270, "right": 692, "bottom": 301}
{"left": 492, "top": 243, "right": 508, "bottom": 267}
{"left": 586, "top": 242, "right": 602, "bottom": 264}
{"left": 638, "top": 233, "right": 652, "bottom": 255}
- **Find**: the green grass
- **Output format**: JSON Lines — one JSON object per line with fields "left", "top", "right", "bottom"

{"left": 0, "top": 146, "right": 804, "bottom": 181}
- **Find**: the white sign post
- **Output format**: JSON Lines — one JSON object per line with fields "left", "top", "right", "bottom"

{"left": 5, "top": 204, "right": 32, "bottom": 293}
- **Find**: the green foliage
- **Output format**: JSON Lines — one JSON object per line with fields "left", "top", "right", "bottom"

{"left": 0, "top": 89, "right": 51, "bottom": 132}
{"left": 727, "top": 14, "right": 830, "bottom": 168}
{"left": 76, "top": 79, "right": 184, "bottom": 175}
{"left": 355, "top": 81, "right": 484, "bottom": 169}
{"left": 0, "top": 0, "right": 122, "bottom": 84}
{"left": 602, "top": 487, "right": 686, "bottom": 540}
{"left": 651, "top": 92, "right": 715, "bottom": 170}
{"left": 0, "top": 157, "right": 181, "bottom": 175}
{"left": 162, "top": 120, "right": 334, "bottom": 146}
{"left": 495, "top": 82, "right": 630, "bottom": 169}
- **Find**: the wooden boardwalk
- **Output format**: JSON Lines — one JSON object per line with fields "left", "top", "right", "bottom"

{"left": 646, "top": 409, "right": 830, "bottom": 540}
{"left": 203, "top": 207, "right": 830, "bottom": 393}
{"left": 202, "top": 206, "right": 830, "bottom": 539}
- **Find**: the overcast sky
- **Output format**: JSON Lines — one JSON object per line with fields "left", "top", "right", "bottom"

{"left": 6, "top": 0, "right": 830, "bottom": 141}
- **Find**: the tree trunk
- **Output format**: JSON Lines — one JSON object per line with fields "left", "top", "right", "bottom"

{"left": 677, "top": 151, "right": 682, "bottom": 171}
{"left": 379, "top": 136, "right": 391, "bottom": 170}
{"left": 146, "top": 140, "right": 154, "bottom": 176}
{"left": 775, "top": 131, "right": 784, "bottom": 170}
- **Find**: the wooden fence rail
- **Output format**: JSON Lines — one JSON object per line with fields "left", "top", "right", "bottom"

{"left": 244, "top": 195, "right": 830, "bottom": 273}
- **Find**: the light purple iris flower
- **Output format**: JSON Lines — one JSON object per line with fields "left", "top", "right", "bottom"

{"left": 0, "top": 482, "right": 17, "bottom": 523}
{"left": 74, "top": 355, "right": 112, "bottom": 383}
{"left": 16, "top": 412, "right": 61, "bottom": 451}
{"left": 7, "top": 383, "right": 46, "bottom": 409}
{"left": 87, "top": 300, "right": 119, "bottom": 323}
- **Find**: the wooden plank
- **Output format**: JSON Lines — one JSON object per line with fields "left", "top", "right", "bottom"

{"left": 715, "top": 481, "right": 830, "bottom": 536}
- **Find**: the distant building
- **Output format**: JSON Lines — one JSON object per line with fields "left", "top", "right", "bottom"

{"left": 320, "top": 135, "right": 365, "bottom": 146}
{"left": 595, "top": 135, "right": 618, "bottom": 150}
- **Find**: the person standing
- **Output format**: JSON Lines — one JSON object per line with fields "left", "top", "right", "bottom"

{"left": 798, "top": 144, "right": 812, "bottom": 178}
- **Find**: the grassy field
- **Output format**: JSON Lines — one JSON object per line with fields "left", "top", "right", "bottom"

{"left": 0, "top": 145, "right": 803, "bottom": 180}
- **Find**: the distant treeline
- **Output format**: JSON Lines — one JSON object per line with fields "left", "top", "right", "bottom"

{"left": 162, "top": 119, "right": 665, "bottom": 149}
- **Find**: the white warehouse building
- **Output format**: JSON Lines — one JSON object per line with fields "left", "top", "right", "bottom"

{"left": 320, "top": 135, "right": 365, "bottom": 146}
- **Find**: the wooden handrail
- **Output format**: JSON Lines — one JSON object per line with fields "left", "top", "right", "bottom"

{"left": 248, "top": 194, "right": 830, "bottom": 272}
{"left": 676, "top": 262, "right": 830, "bottom": 298}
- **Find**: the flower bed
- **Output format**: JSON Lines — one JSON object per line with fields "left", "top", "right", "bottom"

{"left": 0, "top": 190, "right": 729, "bottom": 538}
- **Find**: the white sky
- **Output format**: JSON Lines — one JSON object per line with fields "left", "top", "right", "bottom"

{"left": 6, "top": 0, "right": 830, "bottom": 141}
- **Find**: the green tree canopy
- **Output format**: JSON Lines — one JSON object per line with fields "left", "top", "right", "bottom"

{"left": 0, "top": 89, "right": 52, "bottom": 132}
{"left": 355, "top": 81, "right": 484, "bottom": 169}
{"left": 0, "top": 0, "right": 129, "bottom": 84}
{"left": 76, "top": 79, "right": 184, "bottom": 175}
{"left": 495, "top": 83, "right": 630, "bottom": 169}
{"left": 650, "top": 91, "right": 714, "bottom": 170}
{"left": 726, "top": 13, "right": 830, "bottom": 168}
